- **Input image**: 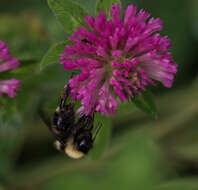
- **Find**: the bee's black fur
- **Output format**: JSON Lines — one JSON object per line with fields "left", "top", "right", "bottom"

{"left": 40, "top": 83, "right": 99, "bottom": 157}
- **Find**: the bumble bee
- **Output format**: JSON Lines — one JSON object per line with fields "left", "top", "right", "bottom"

{"left": 39, "top": 84, "right": 101, "bottom": 159}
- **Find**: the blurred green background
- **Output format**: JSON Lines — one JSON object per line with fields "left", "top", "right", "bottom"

{"left": 0, "top": 0, "right": 198, "bottom": 189}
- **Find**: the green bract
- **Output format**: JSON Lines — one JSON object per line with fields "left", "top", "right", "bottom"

{"left": 48, "top": 0, "right": 88, "bottom": 34}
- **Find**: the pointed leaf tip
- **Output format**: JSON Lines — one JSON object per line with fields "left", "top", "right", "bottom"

{"left": 132, "top": 90, "right": 158, "bottom": 119}
{"left": 40, "top": 41, "right": 67, "bottom": 70}
{"left": 48, "top": 0, "right": 88, "bottom": 34}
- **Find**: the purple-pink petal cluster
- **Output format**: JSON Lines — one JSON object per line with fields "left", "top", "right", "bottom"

{"left": 60, "top": 4, "right": 177, "bottom": 115}
{"left": 0, "top": 41, "right": 20, "bottom": 98}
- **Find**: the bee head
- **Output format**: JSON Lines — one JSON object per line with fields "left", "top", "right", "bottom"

{"left": 75, "top": 133, "right": 93, "bottom": 154}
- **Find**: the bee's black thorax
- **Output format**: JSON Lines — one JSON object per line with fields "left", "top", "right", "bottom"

{"left": 53, "top": 104, "right": 75, "bottom": 130}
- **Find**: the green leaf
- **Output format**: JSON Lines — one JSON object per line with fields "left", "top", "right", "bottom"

{"left": 116, "top": 100, "right": 135, "bottom": 116}
{"left": 96, "top": 0, "right": 121, "bottom": 18}
{"left": 48, "top": 0, "right": 88, "bottom": 34}
{"left": 40, "top": 41, "right": 68, "bottom": 70}
{"left": 132, "top": 90, "right": 157, "bottom": 119}
{"left": 89, "top": 113, "right": 112, "bottom": 159}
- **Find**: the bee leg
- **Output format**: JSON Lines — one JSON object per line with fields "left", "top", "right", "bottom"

{"left": 76, "top": 115, "right": 94, "bottom": 131}
{"left": 59, "top": 85, "right": 70, "bottom": 110}
{"left": 92, "top": 123, "right": 102, "bottom": 142}
{"left": 60, "top": 73, "right": 75, "bottom": 109}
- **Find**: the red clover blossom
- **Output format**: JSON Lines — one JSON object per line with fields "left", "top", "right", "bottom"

{"left": 0, "top": 41, "right": 20, "bottom": 98}
{"left": 60, "top": 4, "right": 177, "bottom": 115}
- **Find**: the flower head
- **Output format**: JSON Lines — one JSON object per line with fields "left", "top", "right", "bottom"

{"left": 0, "top": 41, "right": 20, "bottom": 98}
{"left": 60, "top": 4, "right": 177, "bottom": 115}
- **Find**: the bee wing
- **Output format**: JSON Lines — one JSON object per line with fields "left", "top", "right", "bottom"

{"left": 39, "top": 109, "right": 70, "bottom": 142}
{"left": 38, "top": 109, "right": 60, "bottom": 138}
{"left": 38, "top": 108, "right": 52, "bottom": 129}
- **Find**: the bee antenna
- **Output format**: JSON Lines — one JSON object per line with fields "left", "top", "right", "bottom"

{"left": 93, "top": 123, "right": 102, "bottom": 142}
